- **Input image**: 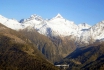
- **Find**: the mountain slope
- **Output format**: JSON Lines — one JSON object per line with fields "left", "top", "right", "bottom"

{"left": 19, "top": 27, "right": 76, "bottom": 63}
{"left": 56, "top": 42, "right": 104, "bottom": 70}
{"left": 0, "top": 15, "right": 23, "bottom": 30}
{"left": 0, "top": 23, "right": 59, "bottom": 70}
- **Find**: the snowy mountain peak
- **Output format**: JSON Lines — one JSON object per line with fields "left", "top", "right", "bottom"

{"left": 81, "top": 23, "right": 88, "bottom": 26}
{"left": 29, "top": 14, "right": 43, "bottom": 21}
{"left": 30, "top": 14, "right": 37, "bottom": 18}
{"left": 54, "top": 13, "right": 63, "bottom": 18}
{"left": 30, "top": 14, "right": 42, "bottom": 19}
{"left": 99, "top": 20, "right": 104, "bottom": 24}
{"left": 0, "top": 15, "right": 7, "bottom": 19}
{"left": 78, "top": 23, "right": 91, "bottom": 30}
{"left": 80, "top": 23, "right": 91, "bottom": 27}
{"left": 0, "top": 15, "right": 23, "bottom": 30}
{"left": 20, "top": 14, "right": 43, "bottom": 23}
{"left": 1, "top": 14, "right": 104, "bottom": 45}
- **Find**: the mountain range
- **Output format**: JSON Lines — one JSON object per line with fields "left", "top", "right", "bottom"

{"left": 0, "top": 14, "right": 104, "bottom": 44}
{"left": 0, "top": 14, "right": 104, "bottom": 70}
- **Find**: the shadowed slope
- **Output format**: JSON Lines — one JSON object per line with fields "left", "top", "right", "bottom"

{"left": 19, "top": 27, "right": 76, "bottom": 63}
{"left": 56, "top": 42, "right": 104, "bottom": 70}
{"left": 0, "top": 23, "right": 59, "bottom": 70}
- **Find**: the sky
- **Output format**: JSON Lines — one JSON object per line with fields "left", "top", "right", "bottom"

{"left": 0, "top": 0, "right": 104, "bottom": 25}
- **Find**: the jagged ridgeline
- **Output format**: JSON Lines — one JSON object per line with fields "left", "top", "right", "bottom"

{"left": 0, "top": 23, "right": 59, "bottom": 70}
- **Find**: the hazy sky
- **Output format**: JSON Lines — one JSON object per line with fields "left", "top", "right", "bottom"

{"left": 0, "top": 0, "right": 104, "bottom": 25}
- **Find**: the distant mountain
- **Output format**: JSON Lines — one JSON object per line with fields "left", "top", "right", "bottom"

{"left": 19, "top": 14, "right": 104, "bottom": 47}
{"left": 78, "top": 23, "right": 91, "bottom": 30}
{"left": 0, "top": 23, "right": 58, "bottom": 70}
{"left": 1, "top": 14, "right": 104, "bottom": 45}
{"left": 77, "top": 21, "right": 104, "bottom": 47}
{"left": 0, "top": 15, "right": 23, "bottom": 30}
{"left": 21, "top": 14, "right": 78, "bottom": 37}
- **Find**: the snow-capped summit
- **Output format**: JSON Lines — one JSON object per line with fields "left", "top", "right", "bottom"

{"left": 0, "top": 15, "right": 8, "bottom": 23}
{"left": 30, "top": 14, "right": 43, "bottom": 21}
{"left": 78, "top": 23, "right": 91, "bottom": 30}
{"left": 20, "top": 14, "right": 44, "bottom": 28}
{"left": 78, "top": 23, "right": 91, "bottom": 27}
{"left": 49, "top": 13, "right": 75, "bottom": 25}
{"left": 1, "top": 14, "right": 104, "bottom": 46}
{"left": 20, "top": 14, "right": 43, "bottom": 23}
{"left": 0, "top": 15, "right": 23, "bottom": 30}
{"left": 21, "top": 13, "right": 79, "bottom": 37}
{"left": 89, "top": 20, "right": 104, "bottom": 40}
{"left": 77, "top": 21, "right": 104, "bottom": 45}
{"left": 0, "top": 15, "right": 4, "bottom": 18}
{"left": 54, "top": 13, "right": 63, "bottom": 19}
